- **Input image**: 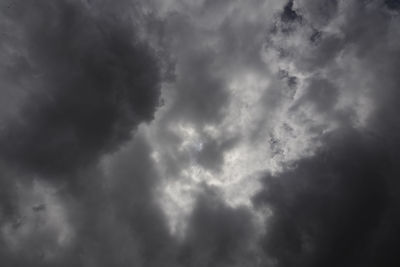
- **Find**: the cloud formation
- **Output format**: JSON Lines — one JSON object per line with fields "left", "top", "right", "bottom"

{"left": 1, "top": 0, "right": 400, "bottom": 266}
{"left": 255, "top": 1, "right": 400, "bottom": 266}
{"left": 0, "top": 0, "right": 161, "bottom": 176}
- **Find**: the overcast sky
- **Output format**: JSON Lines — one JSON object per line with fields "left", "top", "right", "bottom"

{"left": 0, "top": 0, "right": 400, "bottom": 266}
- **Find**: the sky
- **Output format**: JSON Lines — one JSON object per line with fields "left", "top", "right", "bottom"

{"left": 0, "top": 0, "right": 400, "bottom": 266}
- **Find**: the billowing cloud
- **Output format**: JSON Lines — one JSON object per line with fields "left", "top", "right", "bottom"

{"left": 0, "top": 0, "right": 161, "bottom": 176}
{"left": 178, "top": 187, "right": 260, "bottom": 267}
{"left": 255, "top": 129, "right": 396, "bottom": 267}
{"left": 254, "top": 0, "right": 400, "bottom": 266}
{"left": 1, "top": 0, "right": 400, "bottom": 266}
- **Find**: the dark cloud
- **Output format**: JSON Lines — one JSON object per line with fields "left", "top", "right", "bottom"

{"left": 0, "top": 132, "right": 176, "bottom": 267}
{"left": 67, "top": 133, "right": 177, "bottom": 267}
{"left": 158, "top": 0, "right": 273, "bottom": 128}
{"left": 254, "top": 1, "right": 400, "bottom": 266}
{"left": 296, "top": 0, "right": 338, "bottom": 27}
{"left": 281, "top": 0, "right": 301, "bottom": 23}
{"left": 385, "top": 0, "right": 400, "bottom": 10}
{"left": 0, "top": 1, "right": 168, "bottom": 265}
{"left": 290, "top": 77, "right": 339, "bottom": 114}
{"left": 151, "top": 12, "right": 230, "bottom": 126}
{"left": 299, "top": 34, "right": 344, "bottom": 71}
{"left": 254, "top": 129, "right": 397, "bottom": 267}
{"left": 268, "top": 0, "right": 344, "bottom": 72}
{"left": 168, "top": 48, "right": 229, "bottom": 124}
{"left": 140, "top": 0, "right": 275, "bottom": 186}
{"left": 0, "top": 0, "right": 161, "bottom": 176}
{"left": 0, "top": 132, "right": 256, "bottom": 267}
{"left": 1, "top": 0, "right": 400, "bottom": 267}
{"left": 196, "top": 136, "right": 238, "bottom": 172}
{"left": 179, "top": 188, "right": 258, "bottom": 267}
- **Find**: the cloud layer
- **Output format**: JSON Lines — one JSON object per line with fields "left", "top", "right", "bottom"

{"left": 1, "top": 0, "right": 400, "bottom": 266}
{"left": 0, "top": 0, "right": 161, "bottom": 176}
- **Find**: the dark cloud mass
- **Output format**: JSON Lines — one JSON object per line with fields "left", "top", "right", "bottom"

{"left": 255, "top": 129, "right": 398, "bottom": 267}
{"left": 0, "top": 0, "right": 161, "bottom": 175}
{"left": 281, "top": 1, "right": 301, "bottom": 23}
{"left": 255, "top": 0, "right": 400, "bottom": 266}
{"left": 1, "top": 0, "right": 400, "bottom": 266}
{"left": 179, "top": 189, "right": 259, "bottom": 267}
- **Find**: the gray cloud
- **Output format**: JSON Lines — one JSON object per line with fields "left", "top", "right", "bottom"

{"left": 254, "top": 1, "right": 400, "bottom": 266}
{"left": 179, "top": 187, "right": 259, "bottom": 267}
{"left": 195, "top": 136, "right": 238, "bottom": 172}
{"left": 0, "top": 0, "right": 161, "bottom": 176}
{"left": 67, "top": 133, "right": 176, "bottom": 267}
{"left": 255, "top": 129, "right": 395, "bottom": 267}
{"left": 1, "top": 0, "right": 400, "bottom": 266}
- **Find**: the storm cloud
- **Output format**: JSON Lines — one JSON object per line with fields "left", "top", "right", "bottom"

{"left": 0, "top": 0, "right": 161, "bottom": 176}
{"left": 1, "top": 0, "right": 400, "bottom": 266}
{"left": 255, "top": 1, "right": 400, "bottom": 266}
